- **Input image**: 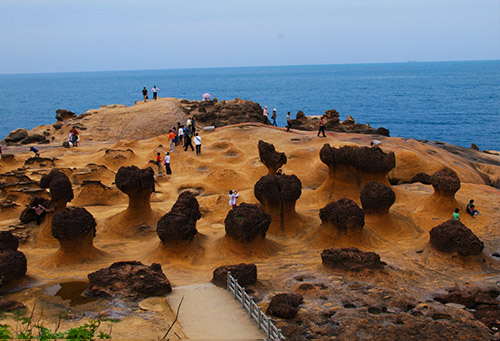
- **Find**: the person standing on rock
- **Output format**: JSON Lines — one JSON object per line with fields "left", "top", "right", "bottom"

{"left": 194, "top": 133, "right": 202, "bottom": 155}
{"left": 271, "top": 108, "right": 278, "bottom": 127}
{"left": 286, "top": 112, "right": 292, "bottom": 132}
{"left": 151, "top": 86, "right": 160, "bottom": 100}
{"left": 142, "top": 87, "right": 148, "bottom": 102}
{"left": 164, "top": 152, "right": 172, "bottom": 175}
{"left": 317, "top": 117, "right": 326, "bottom": 137}
{"left": 178, "top": 124, "right": 184, "bottom": 145}
{"left": 184, "top": 131, "right": 194, "bottom": 151}
{"left": 155, "top": 152, "right": 163, "bottom": 176}
{"left": 70, "top": 126, "right": 79, "bottom": 147}
{"left": 229, "top": 190, "right": 239, "bottom": 207}
{"left": 263, "top": 106, "right": 270, "bottom": 124}
{"left": 168, "top": 130, "right": 176, "bottom": 152}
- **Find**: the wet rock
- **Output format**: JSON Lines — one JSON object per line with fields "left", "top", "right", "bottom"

{"left": 0, "top": 249, "right": 27, "bottom": 286}
{"left": 0, "top": 231, "right": 19, "bottom": 251}
{"left": 55, "top": 109, "right": 77, "bottom": 121}
{"left": 258, "top": 140, "right": 287, "bottom": 175}
{"left": 19, "top": 196, "right": 50, "bottom": 224}
{"left": 20, "top": 134, "right": 47, "bottom": 145}
{"left": 0, "top": 298, "right": 26, "bottom": 311}
{"left": 156, "top": 191, "right": 201, "bottom": 243}
{"left": 429, "top": 220, "right": 484, "bottom": 256}
{"left": 430, "top": 168, "right": 461, "bottom": 197}
{"left": 320, "top": 144, "right": 395, "bottom": 174}
{"left": 360, "top": 182, "right": 396, "bottom": 213}
{"left": 224, "top": 203, "right": 271, "bottom": 243}
{"left": 3, "top": 128, "right": 28, "bottom": 143}
{"left": 411, "top": 172, "right": 432, "bottom": 185}
{"left": 40, "top": 169, "right": 74, "bottom": 210}
{"left": 319, "top": 198, "right": 365, "bottom": 234}
{"left": 52, "top": 207, "right": 96, "bottom": 242}
{"left": 86, "top": 261, "right": 171, "bottom": 300}
{"left": 212, "top": 263, "right": 257, "bottom": 287}
{"left": 267, "top": 293, "right": 304, "bottom": 318}
{"left": 115, "top": 166, "right": 155, "bottom": 210}
{"left": 254, "top": 174, "right": 302, "bottom": 217}
{"left": 321, "top": 247, "right": 384, "bottom": 271}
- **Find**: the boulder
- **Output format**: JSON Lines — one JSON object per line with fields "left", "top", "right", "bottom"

{"left": 320, "top": 144, "right": 395, "bottom": 174}
{"left": 51, "top": 207, "right": 96, "bottom": 242}
{"left": 224, "top": 203, "right": 271, "bottom": 243}
{"left": 267, "top": 293, "right": 304, "bottom": 318}
{"left": 0, "top": 231, "right": 19, "bottom": 251}
{"left": 0, "top": 249, "right": 27, "bottom": 285}
{"left": 254, "top": 174, "right": 302, "bottom": 216}
{"left": 212, "top": 263, "right": 257, "bottom": 287}
{"left": 156, "top": 191, "right": 201, "bottom": 243}
{"left": 86, "top": 261, "right": 171, "bottom": 300}
{"left": 53, "top": 122, "right": 63, "bottom": 130}
{"left": 20, "top": 134, "right": 47, "bottom": 145}
{"left": 55, "top": 109, "right": 77, "bottom": 121}
{"left": 411, "top": 172, "right": 432, "bottom": 185}
{"left": 321, "top": 247, "right": 384, "bottom": 271}
{"left": 3, "top": 129, "right": 28, "bottom": 143}
{"left": 429, "top": 220, "right": 483, "bottom": 256}
{"left": 430, "top": 168, "right": 461, "bottom": 197}
{"left": 319, "top": 198, "right": 365, "bottom": 234}
{"left": 360, "top": 182, "right": 396, "bottom": 213}
{"left": 19, "top": 196, "right": 50, "bottom": 224}
{"left": 40, "top": 169, "right": 73, "bottom": 209}
{"left": 258, "top": 140, "right": 287, "bottom": 175}
{"left": 115, "top": 166, "right": 155, "bottom": 209}
{"left": 470, "top": 143, "right": 479, "bottom": 151}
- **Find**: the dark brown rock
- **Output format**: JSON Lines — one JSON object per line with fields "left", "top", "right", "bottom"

{"left": 0, "top": 298, "right": 26, "bottom": 311}
{"left": 55, "top": 109, "right": 77, "bottom": 121}
{"left": 224, "top": 203, "right": 271, "bottom": 243}
{"left": 320, "top": 144, "right": 395, "bottom": 174}
{"left": 0, "top": 249, "right": 27, "bottom": 285}
{"left": 20, "top": 134, "right": 47, "bottom": 145}
{"left": 319, "top": 198, "right": 365, "bottom": 234}
{"left": 360, "top": 182, "right": 396, "bottom": 213}
{"left": 430, "top": 168, "right": 461, "bottom": 197}
{"left": 187, "top": 98, "right": 264, "bottom": 127}
{"left": 0, "top": 231, "right": 19, "bottom": 251}
{"left": 115, "top": 166, "right": 155, "bottom": 211}
{"left": 156, "top": 191, "right": 201, "bottom": 243}
{"left": 53, "top": 122, "right": 63, "bottom": 130}
{"left": 258, "top": 140, "right": 287, "bottom": 175}
{"left": 321, "top": 247, "right": 384, "bottom": 271}
{"left": 267, "top": 293, "right": 304, "bottom": 318}
{"left": 429, "top": 220, "right": 483, "bottom": 256}
{"left": 3, "top": 129, "right": 28, "bottom": 143}
{"left": 86, "top": 261, "right": 171, "bottom": 300}
{"left": 254, "top": 174, "right": 302, "bottom": 217}
{"left": 52, "top": 207, "right": 96, "bottom": 241}
{"left": 40, "top": 169, "right": 73, "bottom": 209}
{"left": 19, "top": 196, "right": 50, "bottom": 224}
{"left": 411, "top": 172, "right": 432, "bottom": 185}
{"left": 212, "top": 263, "right": 257, "bottom": 287}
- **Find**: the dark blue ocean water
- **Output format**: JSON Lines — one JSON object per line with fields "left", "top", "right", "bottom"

{"left": 0, "top": 61, "right": 499, "bottom": 150}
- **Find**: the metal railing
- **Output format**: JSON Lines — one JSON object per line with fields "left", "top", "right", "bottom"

{"left": 227, "top": 271, "right": 284, "bottom": 340}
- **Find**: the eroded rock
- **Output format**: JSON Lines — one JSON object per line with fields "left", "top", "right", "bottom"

{"left": 224, "top": 203, "right": 271, "bottom": 243}
{"left": 115, "top": 166, "right": 155, "bottom": 210}
{"left": 212, "top": 263, "right": 257, "bottom": 287}
{"left": 0, "top": 249, "right": 27, "bottom": 286}
{"left": 56, "top": 109, "right": 77, "bottom": 121}
{"left": 258, "top": 140, "right": 287, "bottom": 175}
{"left": 0, "top": 231, "right": 19, "bottom": 251}
{"left": 40, "top": 169, "right": 73, "bottom": 210}
{"left": 321, "top": 247, "right": 384, "bottom": 271}
{"left": 52, "top": 207, "right": 96, "bottom": 242}
{"left": 429, "top": 220, "right": 483, "bottom": 256}
{"left": 267, "top": 293, "right": 304, "bottom": 318}
{"left": 319, "top": 198, "right": 365, "bottom": 234}
{"left": 360, "top": 182, "right": 396, "bottom": 213}
{"left": 430, "top": 168, "right": 461, "bottom": 198}
{"left": 254, "top": 174, "right": 302, "bottom": 218}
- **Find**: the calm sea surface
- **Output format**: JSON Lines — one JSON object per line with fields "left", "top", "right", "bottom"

{"left": 0, "top": 61, "right": 499, "bottom": 150}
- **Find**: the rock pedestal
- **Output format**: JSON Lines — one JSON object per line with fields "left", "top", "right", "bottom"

{"left": 258, "top": 140, "right": 287, "bottom": 175}
{"left": 224, "top": 203, "right": 272, "bottom": 243}
{"left": 360, "top": 182, "right": 396, "bottom": 214}
{"left": 319, "top": 198, "right": 365, "bottom": 235}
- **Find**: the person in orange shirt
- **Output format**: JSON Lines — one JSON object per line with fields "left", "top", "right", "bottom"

{"left": 168, "top": 130, "right": 176, "bottom": 152}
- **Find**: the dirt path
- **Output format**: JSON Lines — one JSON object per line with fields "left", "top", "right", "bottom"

{"left": 167, "top": 283, "right": 266, "bottom": 339}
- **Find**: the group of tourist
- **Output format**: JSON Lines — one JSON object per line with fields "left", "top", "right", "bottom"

{"left": 262, "top": 106, "right": 327, "bottom": 137}
{"left": 141, "top": 86, "right": 160, "bottom": 102}
{"left": 452, "top": 199, "right": 481, "bottom": 221}
{"left": 68, "top": 126, "right": 79, "bottom": 147}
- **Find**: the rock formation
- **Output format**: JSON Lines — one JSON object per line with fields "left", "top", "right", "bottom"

{"left": 321, "top": 247, "right": 384, "bottom": 271}
{"left": 360, "top": 182, "right": 396, "bottom": 214}
{"left": 0, "top": 233, "right": 27, "bottom": 286}
{"left": 55, "top": 109, "right": 77, "bottom": 121}
{"left": 266, "top": 293, "right": 304, "bottom": 318}
{"left": 0, "top": 231, "right": 19, "bottom": 251}
{"left": 156, "top": 191, "right": 201, "bottom": 244}
{"left": 319, "top": 198, "right": 365, "bottom": 235}
{"left": 19, "top": 196, "right": 50, "bottom": 224}
{"left": 258, "top": 140, "right": 287, "bottom": 175}
{"left": 74, "top": 180, "right": 120, "bottom": 206}
{"left": 212, "top": 263, "right": 257, "bottom": 287}
{"left": 411, "top": 172, "right": 432, "bottom": 185}
{"left": 2, "top": 128, "right": 28, "bottom": 144}
{"left": 115, "top": 166, "right": 155, "bottom": 213}
{"left": 86, "top": 261, "right": 171, "bottom": 300}
{"left": 429, "top": 220, "right": 484, "bottom": 256}
{"left": 40, "top": 169, "right": 73, "bottom": 210}
{"left": 430, "top": 168, "right": 461, "bottom": 199}
{"left": 224, "top": 203, "right": 272, "bottom": 243}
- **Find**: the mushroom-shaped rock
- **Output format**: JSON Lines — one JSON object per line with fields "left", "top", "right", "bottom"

{"left": 212, "top": 263, "right": 257, "bottom": 287}
{"left": 266, "top": 293, "right": 304, "bottom": 318}
{"left": 430, "top": 168, "right": 461, "bottom": 198}
{"left": 319, "top": 198, "right": 365, "bottom": 234}
{"left": 224, "top": 203, "right": 271, "bottom": 243}
{"left": 254, "top": 174, "right": 302, "bottom": 218}
{"left": 86, "top": 261, "right": 171, "bottom": 300}
{"left": 40, "top": 169, "right": 73, "bottom": 210}
{"left": 0, "top": 231, "right": 19, "bottom": 251}
{"left": 320, "top": 144, "right": 395, "bottom": 174}
{"left": 321, "top": 247, "right": 384, "bottom": 271}
{"left": 19, "top": 196, "right": 51, "bottom": 224}
{"left": 360, "top": 182, "right": 396, "bottom": 213}
{"left": 115, "top": 166, "right": 155, "bottom": 211}
{"left": 429, "top": 220, "right": 483, "bottom": 256}
{"left": 258, "top": 140, "right": 287, "bottom": 175}
{"left": 52, "top": 207, "right": 96, "bottom": 242}
{"left": 0, "top": 249, "right": 27, "bottom": 286}
{"left": 156, "top": 191, "right": 201, "bottom": 243}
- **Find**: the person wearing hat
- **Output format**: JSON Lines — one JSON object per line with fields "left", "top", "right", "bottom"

{"left": 164, "top": 152, "right": 172, "bottom": 175}
{"left": 271, "top": 108, "right": 278, "bottom": 127}
{"left": 263, "top": 106, "right": 270, "bottom": 125}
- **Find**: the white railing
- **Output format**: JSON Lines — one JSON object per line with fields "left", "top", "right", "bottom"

{"left": 226, "top": 271, "right": 284, "bottom": 340}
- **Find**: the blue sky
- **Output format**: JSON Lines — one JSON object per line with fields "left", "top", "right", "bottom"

{"left": 0, "top": 0, "right": 499, "bottom": 74}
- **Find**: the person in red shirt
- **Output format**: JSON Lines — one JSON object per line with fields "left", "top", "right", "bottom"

{"left": 155, "top": 152, "right": 163, "bottom": 176}
{"left": 317, "top": 118, "right": 326, "bottom": 137}
{"left": 70, "top": 126, "right": 79, "bottom": 146}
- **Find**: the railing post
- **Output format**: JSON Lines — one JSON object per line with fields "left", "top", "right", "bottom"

{"left": 227, "top": 271, "right": 231, "bottom": 291}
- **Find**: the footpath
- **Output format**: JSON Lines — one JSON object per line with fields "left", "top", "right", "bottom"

{"left": 167, "top": 283, "right": 266, "bottom": 339}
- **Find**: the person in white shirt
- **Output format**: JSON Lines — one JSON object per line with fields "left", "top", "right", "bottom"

{"left": 186, "top": 118, "right": 192, "bottom": 133}
{"left": 164, "top": 152, "right": 171, "bottom": 174}
{"left": 229, "top": 190, "right": 239, "bottom": 207}
{"left": 151, "top": 86, "right": 160, "bottom": 100}
{"left": 263, "top": 106, "right": 269, "bottom": 124}
{"left": 193, "top": 133, "right": 202, "bottom": 155}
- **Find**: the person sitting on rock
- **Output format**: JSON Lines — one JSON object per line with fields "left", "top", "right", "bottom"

{"left": 466, "top": 199, "right": 481, "bottom": 218}
{"left": 31, "top": 203, "right": 46, "bottom": 225}
{"left": 452, "top": 208, "right": 460, "bottom": 221}
{"left": 229, "top": 190, "right": 239, "bottom": 207}
{"left": 29, "top": 146, "right": 40, "bottom": 157}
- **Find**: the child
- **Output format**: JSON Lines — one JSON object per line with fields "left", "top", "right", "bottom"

{"left": 466, "top": 199, "right": 481, "bottom": 217}
{"left": 452, "top": 208, "right": 460, "bottom": 221}
{"left": 155, "top": 152, "right": 163, "bottom": 176}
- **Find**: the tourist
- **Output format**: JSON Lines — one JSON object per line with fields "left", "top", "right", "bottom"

{"left": 151, "top": 86, "right": 159, "bottom": 100}
{"left": 164, "top": 152, "right": 172, "bottom": 175}
{"left": 466, "top": 199, "right": 481, "bottom": 217}
{"left": 31, "top": 203, "right": 46, "bottom": 225}
{"left": 29, "top": 146, "right": 40, "bottom": 157}
{"left": 263, "top": 106, "right": 269, "bottom": 124}
{"left": 229, "top": 190, "right": 239, "bottom": 207}
{"left": 186, "top": 117, "right": 192, "bottom": 134}
{"left": 142, "top": 87, "right": 148, "bottom": 102}
{"left": 172, "top": 127, "right": 178, "bottom": 146}
{"left": 191, "top": 117, "right": 197, "bottom": 134}
{"left": 168, "top": 130, "right": 176, "bottom": 152}
{"left": 194, "top": 133, "right": 202, "bottom": 155}
{"left": 155, "top": 152, "right": 163, "bottom": 175}
{"left": 184, "top": 132, "right": 194, "bottom": 151}
{"left": 317, "top": 117, "right": 326, "bottom": 137}
{"left": 286, "top": 112, "right": 292, "bottom": 132}
{"left": 271, "top": 108, "right": 278, "bottom": 127}
{"left": 452, "top": 208, "right": 460, "bottom": 221}
{"left": 70, "top": 126, "right": 79, "bottom": 147}
{"left": 178, "top": 124, "right": 184, "bottom": 144}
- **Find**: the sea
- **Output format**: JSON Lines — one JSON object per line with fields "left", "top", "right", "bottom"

{"left": 0, "top": 60, "right": 499, "bottom": 150}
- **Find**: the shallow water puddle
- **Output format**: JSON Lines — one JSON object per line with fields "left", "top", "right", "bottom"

{"left": 45, "top": 281, "right": 98, "bottom": 306}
